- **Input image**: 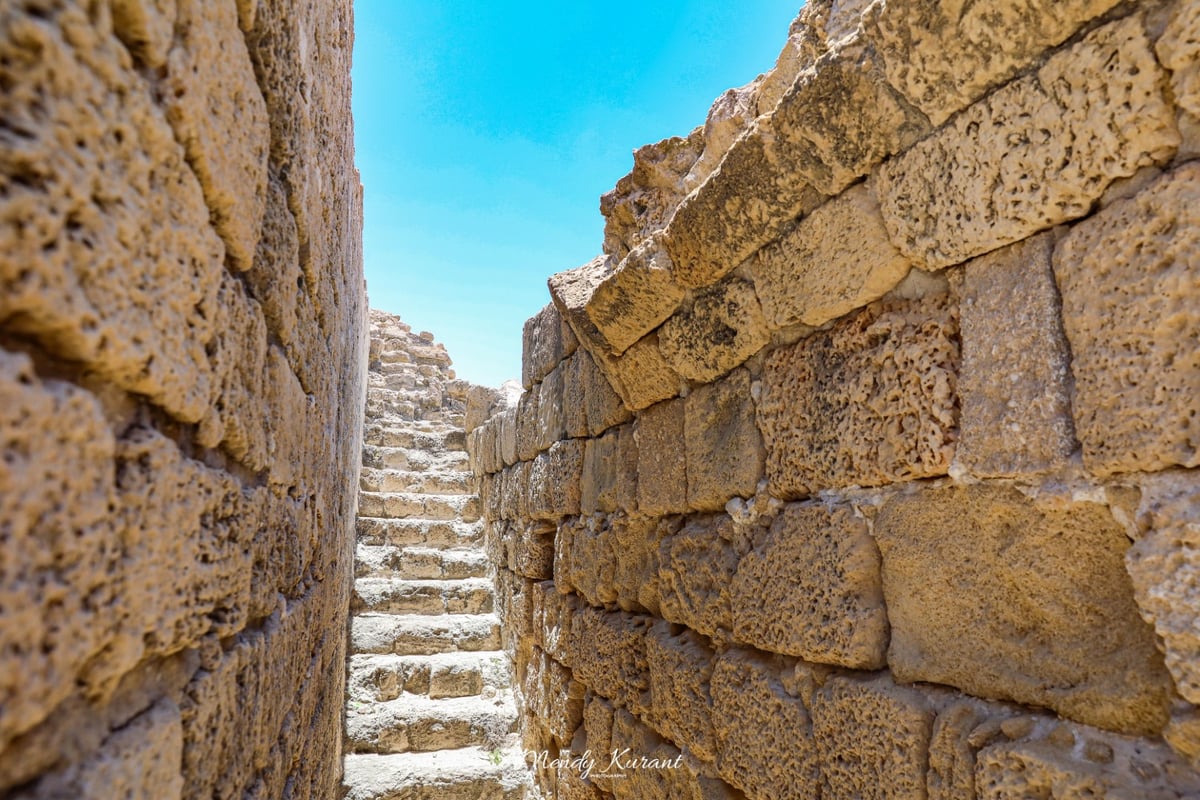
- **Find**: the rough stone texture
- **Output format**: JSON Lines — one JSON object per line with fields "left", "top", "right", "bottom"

{"left": 954, "top": 233, "right": 1076, "bottom": 477}
{"left": 877, "top": 15, "right": 1180, "bottom": 271}
{"left": 731, "top": 501, "right": 887, "bottom": 669}
{"left": 581, "top": 426, "right": 638, "bottom": 516}
{"left": 1159, "top": 2, "right": 1200, "bottom": 121}
{"left": 0, "top": 0, "right": 363, "bottom": 795}
{"left": 645, "top": 622, "right": 717, "bottom": 762}
{"left": 523, "top": 302, "right": 577, "bottom": 389}
{"left": 752, "top": 181, "right": 913, "bottom": 330}
{"left": 758, "top": 295, "right": 960, "bottom": 498}
{"left": 585, "top": 240, "right": 686, "bottom": 355}
{"left": 635, "top": 399, "right": 688, "bottom": 516}
{"left": 683, "top": 368, "right": 763, "bottom": 511}
{"left": 590, "top": 333, "right": 682, "bottom": 412}
{"left": 875, "top": 485, "right": 1172, "bottom": 735}
{"left": 657, "top": 516, "right": 745, "bottom": 640}
{"left": 1053, "top": 163, "right": 1200, "bottom": 475}
{"left": 660, "top": 279, "right": 769, "bottom": 382}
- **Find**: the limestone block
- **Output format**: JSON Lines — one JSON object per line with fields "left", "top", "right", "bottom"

{"left": 585, "top": 240, "right": 687, "bottom": 355}
{"left": 163, "top": 0, "right": 269, "bottom": 271}
{"left": 877, "top": 16, "right": 1180, "bottom": 270}
{"left": 954, "top": 233, "right": 1076, "bottom": 477}
{"left": 582, "top": 425, "right": 638, "bottom": 516}
{"left": 611, "top": 515, "right": 665, "bottom": 616}
{"left": 523, "top": 648, "right": 585, "bottom": 744}
{"left": 711, "top": 648, "right": 820, "bottom": 800}
{"left": 1053, "top": 164, "right": 1200, "bottom": 475}
{"left": 635, "top": 398, "right": 688, "bottom": 516}
{"left": 660, "top": 280, "right": 769, "bottom": 382}
{"left": 811, "top": 674, "right": 936, "bottom": 800}
{"left": 684, "top": 368, "right": 763, "bottom": 511}
{"left": 758, "top": 295, "right": 959, "bottom": 498}
{"left": 875, "top": 485, "right": 1172, "bottom": 735}
{"left": 753, "top": 182, "right": 912, "bottom": 330}
{"left": 592, "top": 334, "right": 682, "bottom": 412}
{"left": 244, "top": 173, "right": 304, "bottom": 347}
{"left": 555, "top": 516, "right": 618, "bottom": 608}
{"left": 511, "top": 522, "right": 556, "bottom": 581}
{"left": 926, "top": 699, "right": 1019, "bottom": 800}
{"left": 657, "top": 515, "right": 744, "bottom": 639}
{"left": 567, "top": 608, "right": 652, "bottom": 716}
{"left": 549, "top": 255, "right": 617, "bottom": 360}
{"left": 500, "top": 406, "right": 519, "bottom": 466}
{"left": 561, "top": 352, "right": 590, "bottom": 439}
{"left": 1159, "top": 2, "right": 1200, "bottom": 120}
{"left": 500, "top": 462, "right": 532, "bottom": 522}
{"left": 463, "top": 383, "right": 500, "bottom": 434}
{"left": 1125, "top": 471, "right": 1200, "bottom": 705}
{"left": 516, "top": 389, "right": 540, "bottom": 462}
{"left": 536, "top": 363, "right": 566, "bottom": 452}
{"left": 524, "top": 303, "right": 570, "bottom": 388}
{"left": 645, "top": 622, "right": 718, "bottom": 763}
{"left": 529, "top": 439, "right": 584, "bottom": 520}
{"left": 532, "top": 581, "right": 579, "bottom": 666}
{"left": 0, "top": 3, "right": 224, "bottom": 424}
{"left": 731, "top": 501, "right": 887, "bottom": 668}
{"left": 110, "top": 0, "right": 176, "bottom": 68}
{"left": 865, "top": 0, "right": 1122, "bottom": 127}
{"left": 579, "top": 348, "right": 634, "bottom": 436}
{"left": 607, "top": 708, "right": 740, "bottom": 800}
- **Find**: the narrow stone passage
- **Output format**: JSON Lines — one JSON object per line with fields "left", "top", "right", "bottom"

{"left": 343, "top": 311, "right": 527, "bottom": 800}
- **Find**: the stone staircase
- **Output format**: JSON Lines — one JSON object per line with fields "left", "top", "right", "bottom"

{"left": 343, "top": 312, "right": 526, "bottom": 800}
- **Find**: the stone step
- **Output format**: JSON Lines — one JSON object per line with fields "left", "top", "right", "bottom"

{"left": 343, "top": 748, "right": 527, "bottom": 800}
{"left": 361, "top": 446, "right": 470, "bottom": 474}
{"left": 363, "top": 425, "right": 467, "bottom": 453}
{"left": 360, "top": 468, "right": 471, "bottom": 495}
{"left": 352, "top": 578, "right": 493, "bottom": 616}
{"left": 347, "top": 652, "right": 512, "bottom": 703}
{"left": 351, "top": 614, "right": 502, "bottom": 656}
{"left": 356, "top": 544, "right": 489, "bottom": 580}
{"left": 345, "top": 692, "right": 518, "bottom": 755}
{"left": 358, "top": 492, "right": 481, "bottom": 523}
{"left": 356, "top": 517, "right": 483, "bottom": 549}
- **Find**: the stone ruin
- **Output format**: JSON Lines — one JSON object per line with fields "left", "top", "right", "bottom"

{"left": 2, "top": 0, "right": 1200, "bottom": 798}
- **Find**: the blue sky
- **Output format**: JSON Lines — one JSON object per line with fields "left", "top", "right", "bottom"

{"left": 353, "top": 2, "right": 801, "bottom": 387}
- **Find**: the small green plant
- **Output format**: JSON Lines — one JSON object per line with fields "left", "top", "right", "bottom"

{"left": 488, "top": 748, "right": 503, "bottom": 766}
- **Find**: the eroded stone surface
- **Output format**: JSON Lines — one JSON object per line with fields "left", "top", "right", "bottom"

{"left": 659, "top": 279, "right": 769, "bottom": 382}
{"left": 683, "top": 368, "right": 763, "bottom": 511}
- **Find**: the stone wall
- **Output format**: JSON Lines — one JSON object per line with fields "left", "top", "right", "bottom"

{"left": 468, "top": 1, "right": 1200, "bottom": 798}
{"left": 0, "top": 0, "right": 363, "bottom": 797}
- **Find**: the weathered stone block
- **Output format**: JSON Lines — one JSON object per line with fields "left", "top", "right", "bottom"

{"left": 875, "top": 484, "right": 1172, "bottom": 734}
{"left": 511, "top": 522, "right": 556, "bottom": 581}
{"left": 581, "top": 425, "right": 637, "bottom": 516}
{"left": 711, "top": 648, "right": 820, "bottom": 800}
{"left": 529, "top": 439, "right": 584, "bottom": 520}
{"left": 555, "top": 516, "right": 618, "bottom": 608}
{"left": 684, "top": 368, "right": 763, "bottom": 511}
{"left": 865, "top": 0, "right": 1123, "bottom": 126}
{"left": 549, "top": 256, "right": 617, "bottom": 359}
{"left": 1159, "top": 2, "right": 1200, "bottom": 121}
{"left": 523, "top": 648, "right": 585, "bottom": 744}
{"left": 579, "top": 349, "right": 634, "bottom": 436}
{"left": 536, "top": 363, "right": 566, "bottom": 452}
{"left": 954, "top": 233, "right": 1076, "bottom": 477}
{"left": 635, "top": 398, "right": 688, "bottom": 516}
{"left": 585, "top": 240, "right": 686, "bottom": 355}
{"left": 601, "top": 131, "right": 703, "bottom": 261}
{"left": 1053, "top": 163, "right": 1200, "bottom": 475}
{"left": 499, "top": 406, "right": 519, "bottom": 467}
{"left": 592, "top": 334, "right": 682, "bottom": 412}
{"left": 877, "top": 15, "right": 1179, "bottom": 270}
{"left": 567, "top": 608, "right": 652, "bottom": 716}
{"left": 758, "top": 295, "right": 959, "bottom": 498}
{"left": 111, "top": 0, "right": 176, "bottom": 68}
{"left": 532, "top": 580, "right": 579, "bottom": 666}
{"left": 660, "top": 280, "right": 769, "bottom": 383}
{"left": 731, "top": 501, "right": 887, "bottom": 668}
{"left": 523, "top": 302, "right": 570, "bottom": 388}
{"left": 657, "top": 515, "right": 745, "bottom": 640}
{"left": 811, "top": 674, "right": 936, "bottom": 800}
{"left": 608, "top": 708, "right": 740, "bottom": 800}
{"left": 516, "top": 389, "right": 540, "bottom": 462}
{"left": 645, "top": 622, "right": 718, "bottom": 763}
{"left": 753, "top": 182, "right": 912, "bottom": 330}
{"left": 561, "top": 352, "right": 590, "bottom": 439}
{"left": 610, "top": 515, "right": 665, "bottom": 616}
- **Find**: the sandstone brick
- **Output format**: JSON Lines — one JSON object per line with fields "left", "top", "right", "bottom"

{"left": 567, "top": 608, "right": 652, "bottom": 716}
{"left": 865, "top": 0, "right": 1122, "bottom": 127}
{"left": 499, "top": 406, "right": 519, "bottom": 466}
{"left": 927, "top": 699, "right": 1019, "bottom": 800}
{"left": 111, "top": 0, "right": 176, "bottom": 68}
{"left": 875, "top": 484, "right": 1172, "bottom": 735}
{"left": 164, "top": 0, "right": 269, "bottom": 271}
{"left": 610, "top": 515, "right": 665, "bottom": 616}
{"left": 245, "top": 173, "right": 305, "bottom": 347}
{"left": 954, "top": 233, "right": 1076, "bottom": 477}
{"left": 684, "top": 368, "right": 763, "bottom": 511}
{"left": 608, "top": 708, "right": 740, "bottom": 800}
{"left": 811, "top": 674, "right": 936, "bottom": 800}
{"left": 731, "top": 501, "right": 887, "bottom": 668}
{"left": 758, "top": 295, "right": 959, "bottom": 498}
{"left": 536, "top": 363, "right": 566, "bottom": 452}
{"left": 510, "top": 521, "right": 556, "bottom": 581}
{"left": 516, "top": 389, "right": 540, "bottom": 462}
{"left": 592, "top": 334, "right": 681, "bottom": 412}
{"left": 753, "top": 182, "right": 913, "bottom": 330}
{"left": 645, "top": 622, "right": 718, "bottom": 763}
{"left": 500, "top": 461, "right": 531, "bottom": 522}
{"left": 555, "top": 516, "right": 617, "bottom": 608}
{"left": 1159, "top": 2, "right": 1200, "bottom": 121}
{"left": 711, "top": 648, "right": 820, "bottom": 800}
{"left": 581, "top": 426, "right": 637, "bottom": 516}
{"left": 561, "top": 352, "right": 590, "bottom": 439}
{"left": 523, "top": 648, "right": 585, "bottom": 743}
{"left": 660, "top": 280, "right": 768, "bottom": 383}
{"left": 1053, "top": 163, "right": 1200, "bottom": 475}
{"left": 577, "top": 348, "right": 635, "bottom": 436}
{"left": 877, "top": 16, "right": 1180, "bottom": 270}
{"left": 529, "top": 439, "right": 584, "bottom": 520}
{"left": 532, "top": 581, "right": 579, "bottom": 666}
{"left": 657, "top": 515, "right": 745, "bottom": 640}
{"left": 585, "top": 240, "right": 686, "bottom": 355}
{"left": 634, "top": 398, "right": 688, "bottom": 516}
{"left": 524, "top": 302, "right": 570, "bottom": 388}
{"left": 549, "top": 255, "right": 617, "bottom": 359}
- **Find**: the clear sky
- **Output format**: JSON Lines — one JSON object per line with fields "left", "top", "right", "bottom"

{"left": 352, "top": 1, "right": 802, "bottom": 387}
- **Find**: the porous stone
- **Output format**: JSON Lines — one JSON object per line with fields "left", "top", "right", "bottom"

{"left": 567, "top": 608, "right": 652, "bottom": 716}
{"left": 581, "top": 425, "right": 638, "bottom": 516}
{"left": 757, "top": 295, "right": 959, "bottom": 498}
{"left": 548, "top": 255, "right": 616, "bottom": 359}
{"left": 731, "top": 501, "right": 887, "bottom": 668}
{"left": 585, "top": 240, "right": 686, "bottom": 355}
{"left": 635, "top": 398, "right": 688, "bottom": 516}
{"left": 1052, "top": 163, "right": 1200, "bottom": 475}
{"left": 645, "top": 622, "right": 718, "bottom": 762}
{"left": 601, "top": 132, "right": 703, "bottom": 260}
{"left": 875, "top": 484, "right": 1172, "bottom": 735}
{"left": 954, "top": 233, "right": 1076, "bottom": 477}
{"left": 578, "top": 349, "right": 634, "bottom": 436}
{"left": 522, "top": 648, "right": 584, "bottom": 744}
{"left": 111, "top": 0, "right": 176, "bottom": 68}
{"left": 592, "top": 334, "right": 682, "bottom": 412}
{"left": 516, "top": 389, "right": 540, "bottom": 462}
{"left": 711, "top": 648, "right": 820, "bottom": 800}
{"left": 555, "top": 516, "right": 618, "bottom": 608}
{"left": 1158, "top": 2, "right": 1200, "bottom": 120}
{"left": 610, "top": 515, "right": 665, "bottom": 616}
{"left": 536, "top": 364, "right": 566, "bottom": 452}
{"left": 659, "top": 280, "right": 769, "bottom": 383}
{"left": 877, "top": 15, "right": 1180, "bottom": 270}
{"left": 560, "top": 352, "right": 589, "bottom": 439}
{"left": 607, "top": 708, "right": 740, "bottom": 800}
{"left": 752, "top": 181, "right": 912, "bottom": 330}
{"left": 683, "top": 368, "right": 763, "bottom": 511}
{"left": 811, "top": 674, "right": 936, "bottom": 800}
{"left": 523, "top": 303, "right": 571, "bottom": 388}
{"left": 657, "top": 515, "right": 745, "bottom": 640}
{"left": 528, "top": 439, "right": 584, "bottom": 520}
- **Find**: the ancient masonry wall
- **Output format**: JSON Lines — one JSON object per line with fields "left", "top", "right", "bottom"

{"left": 343, "top": 311, "right": 526, "bottom": 800}
{"left": 0, "top": 1, "right": 364, "bottom": 797}
{"left": 467, "top": 1, "right": 1200, "bottom": 798}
